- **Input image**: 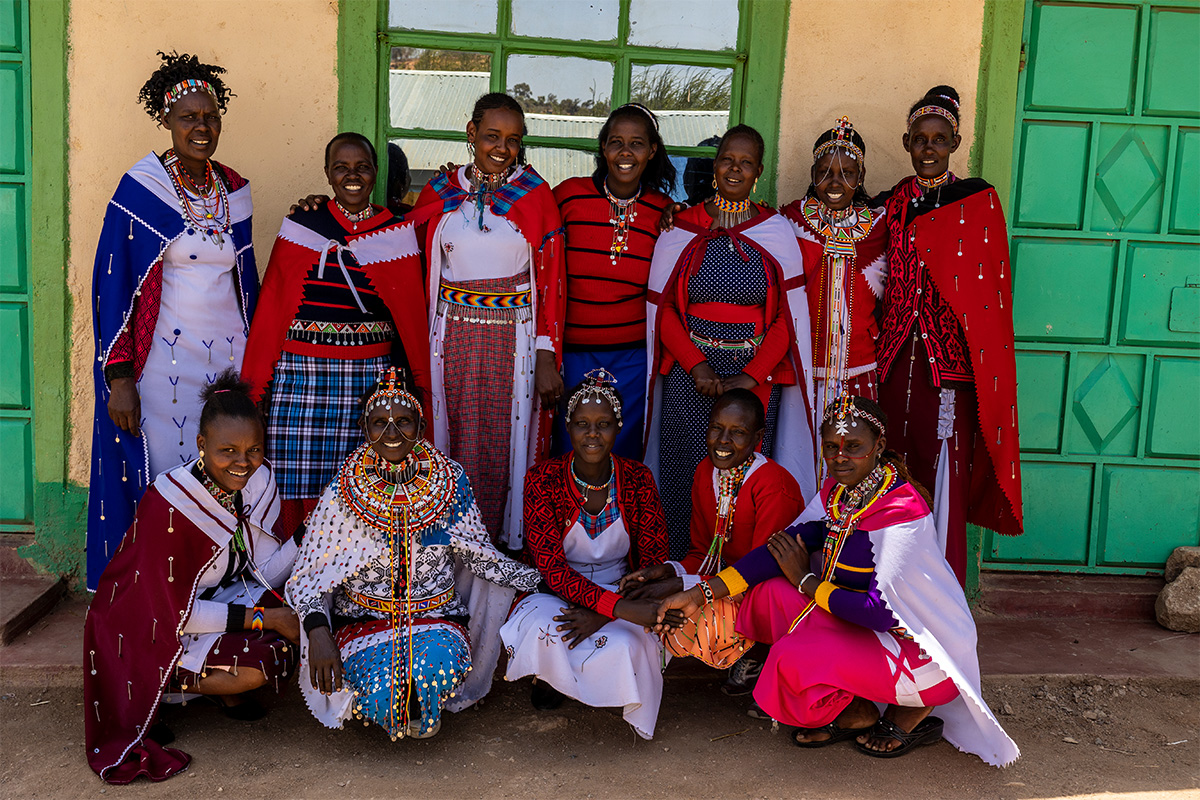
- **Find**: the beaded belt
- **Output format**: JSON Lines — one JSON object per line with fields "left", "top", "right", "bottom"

{"left": 287, "top": 319, "right": 395, "bottom": 346}
{"left": 345, "top": 586, "right": 454, "bottom": 616}
{"left": 439, "top": 283, "right": 531, "bottom": 309}
{"left": 689, "top": 332, "right": 764, "bottom": 351}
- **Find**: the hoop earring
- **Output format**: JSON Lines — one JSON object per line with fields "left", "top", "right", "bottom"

{"left": 753, "top": 178, "right": 759, "bottom": 192}
{"left": 711, "top": 177, "right": 718, "bottom": 188}
{"left": 467, "top": 141, "right": 476, "bottom": 160}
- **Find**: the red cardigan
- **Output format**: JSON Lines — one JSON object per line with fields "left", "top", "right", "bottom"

{"left": 522, "top": 454, "right": 667, "bottom": 618}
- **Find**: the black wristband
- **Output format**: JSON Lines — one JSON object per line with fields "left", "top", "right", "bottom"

{"left": 303, "top": 612, "right": 331, "bottom": 634}
{"left": 292, "top": 523, "right": 306, "bottom": 546}
{"left": 104, "top": 361, "right": 136, "bottom": 384}
{"left": 226, "top": 604, "right": 247, "bottom": 632}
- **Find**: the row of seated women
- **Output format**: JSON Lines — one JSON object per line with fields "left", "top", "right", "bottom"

{"left": 83, "top": 51, "right": 1022, "bottom": 783}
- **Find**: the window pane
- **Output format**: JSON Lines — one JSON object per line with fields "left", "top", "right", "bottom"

{"left": 389, "top": 48, "right": 491, "bottom": 132}
{"left": 390, "top": 138, "right": 468, "bottom": 203}
{"left": 511, "top": 0, "right": 618, "bottom": 41}
{"left": 523, "top": 145, "right": 597, "bottom": 189}
{"left": 507, "top": 55, "right": 613, "bottom": 138}
{"left": 388, "top": 0, "right": 498, "bottom": 34}
{"left": 671, "top": 152, "right": 716, "bottom": 205}
{"left": 631, "top": 65, "right": 731, "bottom": 147}
{"left": 628, "top": 0, "right": 739, "bottom": 50}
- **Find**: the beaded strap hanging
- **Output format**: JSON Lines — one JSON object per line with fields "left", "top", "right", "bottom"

{"left": 697, "top": 457, "right": 756, "bottom": 576}
{"left": 605, "top": 182, "right": 640, "bottom": 265}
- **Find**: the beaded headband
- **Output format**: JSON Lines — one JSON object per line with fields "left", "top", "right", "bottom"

{"left": 163, "top": 79, "right": 217, "bottom": 113}
{"left": 813, "top": 116, "right": 865, "bottom": 163}
{"left": 365, "top": 367, "right": 423, "bottom": 420}
{"left": 566, "top": 368, "right": 623, "bottom": 427}
{"left": 614, "top": 102, "right": 659, "bottom": 132}
{"left": 907, "top": 104, "right": 958, "bottom": 135}
{"left": 822, "top": 391, "right": 885, "bottom": 437}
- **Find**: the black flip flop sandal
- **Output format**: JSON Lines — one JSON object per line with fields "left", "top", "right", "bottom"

{"left": 855, "top": 715, "right": 944, "bottom": 758}
{"left": 791, "top": 720, "right": 877, "bottom": 749}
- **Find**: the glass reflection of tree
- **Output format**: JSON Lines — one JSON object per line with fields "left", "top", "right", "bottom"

{"left": 630, "top": 67, "right": 730, "bottom": 111}
{"left": 391, "top": 47, "right": 490, "bottom": 71}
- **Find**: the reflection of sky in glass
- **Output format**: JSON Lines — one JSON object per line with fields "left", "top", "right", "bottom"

{"left": 508, "top": 55, "right": 614, "bottom": 137}
{"left": 631, "top": 64, "right": 731, "bottom": 148}
{"left": 628, "top": 0, "right": 739, "bottom": 50}
{"left": 510, "top": 0, "right": 618, "bottom": 40}
{"left": 389, "top": 0, "right": 498, "bottom": 33}
{"left": 389, "top": 49, "right": 491, "bottom": 131}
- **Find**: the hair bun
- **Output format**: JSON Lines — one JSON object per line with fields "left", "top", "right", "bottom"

{"left": 926, "top": 85, "right": 960, "bottom": 108}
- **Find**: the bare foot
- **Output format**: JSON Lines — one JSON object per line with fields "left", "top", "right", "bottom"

{"left": 793, "top": 696, "right": 879, "bottom": 744}
{"left": 856, "top": 704, "right": 934, "bottom": 753}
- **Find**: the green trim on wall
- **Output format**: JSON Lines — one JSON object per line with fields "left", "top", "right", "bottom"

{"left": 338, "top": 0, "right": 378, "bottom": 137}
{"left": 741, "top": 0, "right": 790, "bottom": 205}
{"left": 21, "top": 0, "right": 85, "bottom": 584}
{"left": 970, "top": 0, "right": 1025, "bottom": 207}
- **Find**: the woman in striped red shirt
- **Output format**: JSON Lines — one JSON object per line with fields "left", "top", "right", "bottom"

{"left": 552, "top": 104, "right": 676, "bottom": 459}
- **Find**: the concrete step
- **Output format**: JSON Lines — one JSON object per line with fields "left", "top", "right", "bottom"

{"left": 978, "top": 572, "right": 1163, "bottom": 621}
{"left": 0, "top": 533, "right": 38, "bottom": 577}
{"left": 0, "top": 575, "right": 67, "bottom": 646}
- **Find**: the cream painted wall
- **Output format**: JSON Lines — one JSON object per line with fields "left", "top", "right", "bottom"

{"left": 66, "top": 0, "right": 340, "bottom": 483}
{"left": 775, "top": 0, "right": 986, "bottom": 204}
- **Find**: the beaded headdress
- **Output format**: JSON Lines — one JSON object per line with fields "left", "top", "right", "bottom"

{"left": 822, "top": 391, "right": 885, "bottom": 437}
{"left": 907, "top": 94, "right": 960, "bottom": 135}
{"left": 365, "top": 367, "right": 423, "bottom": 420}
{"left": 163, "top": 79, "right": 218, "bottom": 114}
{"left": 813, "top": 116, "right": 865, "bottom": 163}
{"left": 566, "top": 368, "right": 623, "bottom": 427}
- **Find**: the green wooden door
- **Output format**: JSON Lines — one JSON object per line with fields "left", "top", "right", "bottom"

{"left": 0, "top": 0, "right": 32, "bottom": 530}
{"left": 987, "top": 0, "right": 1200, "bottom": 574}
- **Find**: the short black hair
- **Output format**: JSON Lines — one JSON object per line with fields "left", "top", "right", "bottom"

{"left": 718, "top": 124, "right": 765, "bottom": 164}
{"left": 908, "top": 84, "right": 961, "bottom": 130}
{"left": 592, "top": 104, "right": 677, "bottom": 197}
{"left": 325, "top": 131, "right": 378, "bottom": 169}
{"left": 198, "top": 368, "right": 260, "bottom": 436}
{"left": 137, "top": 51, "right": 232, "bottom": 119}
{"left": 471, "top": 92, "right": 528, "bottom": 165}
{"left": 712, "top": 388, "right": 765, "bottom": 432}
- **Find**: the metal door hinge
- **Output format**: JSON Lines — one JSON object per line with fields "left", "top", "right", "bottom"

{"left": 1019, "top": 42, "right": 1028, "bottom": 72}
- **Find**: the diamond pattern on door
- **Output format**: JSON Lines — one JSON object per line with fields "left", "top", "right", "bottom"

{"left": 1072, "top": 355, "right": 1140, "bottom": 453}
{"left": 1094, "top": 126, "right": 1165, "bottom": 231}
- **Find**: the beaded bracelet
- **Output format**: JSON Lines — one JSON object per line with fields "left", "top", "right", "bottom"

{"left": 699, "top": 580, "right": 715, "bottom": 606}
{"left": 251, "top": 606, "right": 265, "bottom": 632}
{"left": 799, "top": 572, "right": 815, "bottom": 593}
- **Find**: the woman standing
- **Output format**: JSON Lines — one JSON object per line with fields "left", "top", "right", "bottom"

{"left": 241, "top": 132, "right": 429, "bottom": 535}
{"left": 85, "top": 371, "right": 300, "bottom": 783}
{"left": 410, "top": 92, "right": 565, "bottom": 550}
{"left": 646, "top": 125, "right": 815, "bottom": 558}
{"left": 780, "top": 116, "right": 887, "bottom": 418}
{"left": 501, "top": 370, "right": 670, "bottom": 738}
{"left": 552, "top": 103, "right": 674, "bottom": 458}
{"left": 874, "top": 86, "right": 1023, "bottom": 585}
{"left": 88, "top": 51, "right": 258, "bottom": 590}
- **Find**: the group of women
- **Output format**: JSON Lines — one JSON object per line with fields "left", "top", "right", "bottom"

{"left": 83, "top": 50, "right": 1023, "bottom": 784}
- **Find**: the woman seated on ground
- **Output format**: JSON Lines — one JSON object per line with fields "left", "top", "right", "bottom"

{"left": 287, "top": 368, "right": 543, "bottom": 741}
{"left": 624, "top": 389, "right": 803, "bottom": 692}
{"left": 84, "top": 370, "right": 301, "bottom": 784}
{"left": 500, "top": 369, "right": 670, "bottom": 740}
{"left": 654, "top": 393, "right": 1019, "bottom": 766}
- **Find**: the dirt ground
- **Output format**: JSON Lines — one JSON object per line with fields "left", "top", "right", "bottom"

{"left": 1, "top": 671, "right": 1196, "bottom": 800}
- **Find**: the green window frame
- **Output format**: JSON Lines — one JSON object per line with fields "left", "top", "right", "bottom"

{"left": 338, "top": 0, "right": 791, "bottom": 203}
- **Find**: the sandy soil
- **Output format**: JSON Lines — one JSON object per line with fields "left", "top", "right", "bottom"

{"left": 1, "top": 671, "right": 1196, "bottom": 800}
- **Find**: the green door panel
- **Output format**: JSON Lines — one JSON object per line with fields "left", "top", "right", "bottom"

{"left": 0, "top": 303, "right": 27, "bottom": 408}
{"left": 0, "top": 416, "right": 31, "bottom": 523}
{"left": 1092, "top": 123, "right": 1168, "bottom": 233}
{"left": 1068, "top": 352, "right": 1144, "bottom": 457}
{"left": 1119, "top": 241, "right": 1200, "bottom": 348}
{"left": 1144, "top": 7, "right": 1200, "bottom": 118}
{"left": 1014, "top": 121, "right": 1090, "bottom": 229}
{"left": 1099, "top": 464, "right": 1200, "bottom": 567}
{"left": 1011, "top": 237, "right": 1116, "bottom": 343}
{"left": 1026, "top": 2, "right": 1139, "bottom": 114}
{"left": 987, "top": 462, "right": 1093, "bottom": 565}
{"left": 0, "top": 0, "right": 17, "bottom": 52}
{"left": 1015, "top": 350, "right": 1068, "bottom": 452}
{"left": 0, "top": 184, "right": 24, "bottom": 291}
{"left": 0, "top": 62, "right": 22, "bottom": 174}
{"left": 1146, "top": 356, "right": 1200, "bottom": 459}
{"left": 1170, "top": 128, "right": 1199, "bottom": 235}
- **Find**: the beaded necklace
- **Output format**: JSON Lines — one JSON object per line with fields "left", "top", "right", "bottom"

{"left": 197, "top": 466, "right": 247, "bottom": 552}
{"left": 571, "top": 454, "right": 614, "bottom": 498}
{"left": 711, "top": 193, "right": 754, "bottom": 230}
{"left": 337, "top": 441, "right": 457, "bottom": 536}
{"left": 466, "top": 163, "right": 516, "bottom": 231}
{"left": 698, "top": 456, "right": 756, "bottom": 575}
{"left": 163, "top": 149, "right": 230, "bottom": 248}
{"left": 913, "top": 171, "right": 951, "bottom": 209}
{"left": 335, "top": 199, "right": 373, "bottom": 230}
{"left": 604, "top": 181, "right": 640, "bottom": 265}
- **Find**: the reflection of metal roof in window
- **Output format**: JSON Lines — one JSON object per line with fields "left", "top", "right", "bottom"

{"left": 389, "top": 69, "right": 727, "bottom": 147}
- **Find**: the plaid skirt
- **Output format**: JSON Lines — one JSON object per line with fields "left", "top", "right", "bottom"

{"left": 266, "top": 350, "right": 389, "bottom": 499}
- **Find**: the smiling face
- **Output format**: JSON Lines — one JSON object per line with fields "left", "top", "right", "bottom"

{"left": 811, "top": 149, "right": 862, "bottom": 211}
{"left": 467, "top": 107, "right": 524, "bottom": 175}
{"left": 162, "top": 90, "right": 222, "bottom": 176}
{"left": 363, "top": 402, "right": 423, "bottom": 464}
{"left": 707, "top": 402, "right": 764, "bottom": 471}
{"left": 820, "top": 421, "right": 884, "bottom": 488}
{"left": 713, "top": 134, "right": 764, "bottom": 202}
{"left": 902, "top": 115, "right": 960, "bottom": 181}
{"left": 196, "top": 415, "right": 264, "bottom": 494}
{"left": 602, "top": 116, "right": 657, "bottom": 198}
{"left": 567, "top": 398, "right": 618, "bottom": 467}
{"left": 326, "top": 139, "right": 377, "bottom": 213}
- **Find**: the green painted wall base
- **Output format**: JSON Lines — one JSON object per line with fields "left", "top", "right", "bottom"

{"left": 19, "top": 482, "right": 87, "bottom": 590}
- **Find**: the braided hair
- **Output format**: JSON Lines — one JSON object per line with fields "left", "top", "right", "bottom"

{"left": 470, "top": 92, "right": 528, "bottom": 165}
{"left": 325, "top": 131, "right": 377, "bottom": 169}
{"left": 805, "top": 126, "right": 871, "bottom": 205}
{"left": 592, "top": 104, "right": 677, "bottom": 197}
{"left": 137, "top": 51, "right": 232, "bottom": 119}
{"left": 818, "top": 395, "right": 932, "bottom": 505}
{"left": 907, "top": 84, "right": 961, "bottom": 132}
{"left": 197, "top": 368, "right": 261, "bottom": 436}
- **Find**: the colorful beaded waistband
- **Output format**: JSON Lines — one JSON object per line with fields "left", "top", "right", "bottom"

{"left": 439, "top": 283, "right": 531, "bottom": 308}
{"left": 689, "top": 332, "right": 764, "bottom": 351}
{"left": 287, "top": 319, "right": 395, "bottom": 346}
{"left": 345, "top": 586, "right": 455, "bottom": 616}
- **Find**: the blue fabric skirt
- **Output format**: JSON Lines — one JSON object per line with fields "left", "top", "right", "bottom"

{"left": 554, "top": 345, "right": 648, "bottom": 461}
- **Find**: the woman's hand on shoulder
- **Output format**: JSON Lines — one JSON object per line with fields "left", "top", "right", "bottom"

{"left": 107, "top": 377, "right": 141, "bottom": 437}
{"left": 288, "top": 194, "right": 330, "bottom": 216}
{"left": 766, "top": 531, "right": 810, "bottom": 589}
{"left": 658, "top": 202, "right": 686, "bottom": 233}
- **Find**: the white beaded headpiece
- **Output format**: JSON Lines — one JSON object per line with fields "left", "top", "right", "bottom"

{"left": 566, "top": 368, "right": 623, "bottom": 427}
{"left": 822, "top": 391, "right": 885, "bottom": 437}
{"left": 365, "top": 367, "right": 423, "bottom": 419}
